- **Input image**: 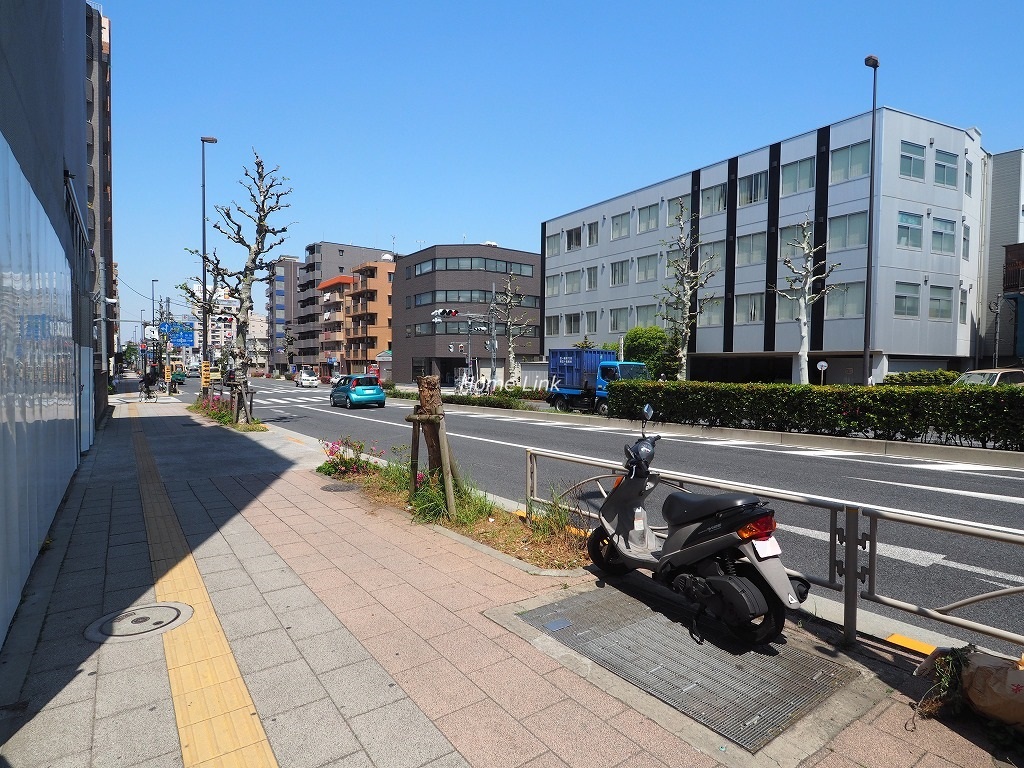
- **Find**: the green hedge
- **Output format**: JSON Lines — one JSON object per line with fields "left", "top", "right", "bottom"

{"left": 881, "top": 369, "right": 959, "bottom": 386}
{"left": 608, "top": 381, "right": 1024, "bottom": 451}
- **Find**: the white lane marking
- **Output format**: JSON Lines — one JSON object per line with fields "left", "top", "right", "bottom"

{"left": 777, "top": 524, "right": 944, "bottom": 566}
{"left": 778, "top": 523, "right": 1024, "bottom": 583}
{"left": 852, "top": 477, "right": 1024, "bottom": 506}
{"left": 900, "top": 462, "right": 1018, "bottom": 472}
{"left": 256, "top": 398, "right": 291, "bottom": 404}
{"left": 775, "top": 449, "right": 865, "bottom": 458}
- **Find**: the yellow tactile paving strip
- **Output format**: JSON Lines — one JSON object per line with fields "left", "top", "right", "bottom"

{"left": 129, "top": 405, "right": 278, "bottom": 768}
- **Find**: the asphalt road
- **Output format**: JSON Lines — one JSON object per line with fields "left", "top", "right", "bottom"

{"left": 246, "top": 378, "right": 1024, "bottom": 654}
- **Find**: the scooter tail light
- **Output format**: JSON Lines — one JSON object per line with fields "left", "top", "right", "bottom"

{"left": 737, "top": 514, "right": 776, "bottom": 541}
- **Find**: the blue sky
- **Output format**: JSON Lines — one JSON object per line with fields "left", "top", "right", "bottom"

{"left": 106, "top": 0, "right": 1024, "bottom": 340}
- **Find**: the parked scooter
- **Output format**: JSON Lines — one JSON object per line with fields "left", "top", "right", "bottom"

{"left": 587, "top": 404, "right": 810, "bottom": 644}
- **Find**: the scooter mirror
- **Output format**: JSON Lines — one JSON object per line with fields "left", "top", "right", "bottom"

{"left": 641, "top": 403, "right": 654, "bottom": 422}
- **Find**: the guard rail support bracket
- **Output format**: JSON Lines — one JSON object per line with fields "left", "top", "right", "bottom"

{"left": 836, "top": 526, "right": 847, "bottom": 545}
{"left": 835, "top": 559, "right": 846, "bottom": 578}
{"left": 858, "top": 565, "right": 869, "bottom": 584}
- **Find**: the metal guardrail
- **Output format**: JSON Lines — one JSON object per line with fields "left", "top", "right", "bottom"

{"left": 525, "top": 446, "right": 1024, "bottom": 648}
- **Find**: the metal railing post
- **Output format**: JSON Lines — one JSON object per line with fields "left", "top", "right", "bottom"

{"left": 843, "top": 506, "right": 861, "bottom": 644}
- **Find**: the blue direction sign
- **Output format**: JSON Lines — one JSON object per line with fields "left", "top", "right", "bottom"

{"left": 159, "top": 321, "right": 195, "bottom": 348}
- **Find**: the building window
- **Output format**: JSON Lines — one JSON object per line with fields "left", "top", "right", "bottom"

{"left": 776, "top": 296, "right": 800, "bottom": 321}
{"left": 587, "top": 221, "right": 599, "bottom": 246}
{"left": 566, "top": 226, "right": 582, "bottom": 251}
{"left": 635, "top": 304, "right": 658, "bottom": 327}
{"left": 929, "top": 285, "right": 953, "bottom": 319}
{"left": 932, "top": 218, "right": 955, "bottom": 255}
{"left": 825, "top": 282, "right": 865, "bottom": 318}
{"left": 609, "top": 307, "right": 628, "bottom": 333}
{"left": 900, "top": 141, "right": 925, "bottom": 180}
{"left": 610, "top": 259, "right": 629, "bottom": 286}
{"left": 897, "top": 212, "right": 923, "bottom": 249}
{"left": 564, "top": 313, "right": 581, "bottom": 335}
{"left": 734, "top": 293, "right": 764, "bottom": 324}
{"left": 699, "top": 239, "right": 725, "bottom": 272}
{"left": 736, "top": 231, "right": 767, "bottom": 266}
{"left": 636, "top": 254, "right": 657, "bottom": 282}
{"left": 611, "top": 212, "right": 630, "bottom": 240}
{"left": 667, "top": 194, "right": 692, "bottom": 227}
{"left": 737, "top": 171, "right": 768, "bottom": 206}
{"left": 585, "top": 311, "right": 597, "bottom": 334}
{"left": 586, "top": 266, "right": 598, "bottom": 291}
{"left": 545, "top": 275, "right": 561, "bottom": 297}
{"left": 781, "top": 157, "right": 815, "bottom": 196}
{"left": 780, "top": 224, "right": 813, "bottom": 261}
{"left": 934, "top": 150, "right": 958, "bottom": 188}
{"left": 565, "top": 270, "right": 581, "bottom": 294}
{"left": 959, "top": 288, "right": 968, "bottom": 324}
{"left": 638, "top": 203, "right": 659, "bottom": 233}
{"left": 697, "top": 299, "right": 723, "bottom": 327}
{"left": 965, "top": 160, "right": 973, "bottom": 197}
{"left": 830, "top": 140, "right": 870, "bottom": 184}
{"left": 700, "top": 183, "right": 727, "bottom": 217}
{"left": 545, "top": 315, "right": 560, "bottom": 336}
{"left": 962, "top": 223, "right": 970, "bottom": 261}
{"left": 827, "top": 211, "right": 868, "bottom": 251}
{"left": 894, "top": 282, "right": 920, "bottom": 317}
{"left": 545, "top": 233, "right": 560, "bottom": 256}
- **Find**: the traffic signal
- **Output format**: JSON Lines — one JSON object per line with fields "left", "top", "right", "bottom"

{"left": 434, "top": 308, "right": 459, "bottom": 317}
{"left": 458, "top": 344, "right": 465, "bottom": 354}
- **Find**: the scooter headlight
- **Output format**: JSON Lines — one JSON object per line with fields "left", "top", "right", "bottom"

{"left": 737, "top": 514, "right": 776, "bottom": 541}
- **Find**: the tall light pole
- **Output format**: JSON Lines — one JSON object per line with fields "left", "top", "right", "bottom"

{"left": 151, "top": 278, "right": 158, "bottom": 372}
{"left": 201, "top": 136, "right": 218, "bottom": 374}
{"left": 862, "top": 55, "right": 879, "bottom": 385}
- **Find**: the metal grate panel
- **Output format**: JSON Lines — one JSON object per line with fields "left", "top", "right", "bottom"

{"left": 520, "top": 584, "right": 856, "bottom": 752}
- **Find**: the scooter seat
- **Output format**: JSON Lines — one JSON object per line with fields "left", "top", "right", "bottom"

{"left": 662, "top": 491, "right": 762, "bottom": 526}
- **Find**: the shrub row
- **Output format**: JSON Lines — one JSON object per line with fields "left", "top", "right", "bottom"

{"left": 608, "top": 381, "right": 1024, "bottom": 451}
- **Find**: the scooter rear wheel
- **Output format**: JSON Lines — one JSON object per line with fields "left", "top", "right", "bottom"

{"left": 727, "top": 564, "right": 786, "bottom": 645}
{"left": 587, "top": 527, "right": 631, "bottom": 577}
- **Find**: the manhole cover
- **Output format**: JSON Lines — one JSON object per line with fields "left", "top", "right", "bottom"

{"left": 520, "top": 584, "right": 857, "bottom": 753}
{"left": 321, "top": 483, "right": 357, "bottom": 492}
{"left": 84, "top": 602, "right": 193, "bottom": 643}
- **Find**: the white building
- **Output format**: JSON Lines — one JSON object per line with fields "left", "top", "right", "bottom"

{"left": 542, "top": 108, "right": 994, "bottom": 383}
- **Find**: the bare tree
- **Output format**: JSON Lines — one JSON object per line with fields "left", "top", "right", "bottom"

{"left": 658, "top": 199, "right": 719, "bottom": 381}
{"left": 775, "top": 218, "right": 842, "bottom": 385}
{"left": 492, "top": 273, "right": 531, "bottom": 386}
{"left": 181, "top": 149, "right": 292, "bottom": 421}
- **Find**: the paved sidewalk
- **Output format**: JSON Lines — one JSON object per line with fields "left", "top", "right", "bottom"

{"left": 0, "top": 395, "right": 1017, "bottom": 768}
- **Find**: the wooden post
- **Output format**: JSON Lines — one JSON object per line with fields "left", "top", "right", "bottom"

{"left": 404, "top": 375, "right": 461, "bottom": 515}
{"left": 409, "top": 419, "right": 421, "bottom": 502}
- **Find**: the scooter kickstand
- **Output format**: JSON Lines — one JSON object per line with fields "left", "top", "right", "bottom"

{"left": 689, "top": 608, "right": 706, "bottom": 645}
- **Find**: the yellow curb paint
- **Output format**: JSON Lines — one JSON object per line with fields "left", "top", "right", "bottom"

{"left": 130, "top": 411, "right": 278, "bottom": 767}
{"left": 886, "top": 633, "right": 936, "bottom": 656}
{"left": 286, "top": 436, "right": 305, "bottom": 445}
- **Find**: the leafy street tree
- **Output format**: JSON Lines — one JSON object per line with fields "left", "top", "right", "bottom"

{"left": 775, "top": 218, "right": 843, "bottom": 385}
{"left": 180, "top": 149, "right": 292, "bottom": 422}
{"left": 658, "top": 198, "right": 719, "bottom": 380}
{"left": 622, "top": 326, "right": 671, "bottom": 378}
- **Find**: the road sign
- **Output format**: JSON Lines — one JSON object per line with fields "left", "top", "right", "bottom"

{"left": 816, "top": 361, "right": 829, "bottom": 371}
{"left": 201, "top": 361, "right": 211, "bottom": 387}
{"left": 159, "top": 321, "right": 195, "bottom": 348}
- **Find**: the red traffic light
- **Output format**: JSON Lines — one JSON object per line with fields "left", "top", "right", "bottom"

{"left": 439, "top": 309, "right": 459, "bottom": 316}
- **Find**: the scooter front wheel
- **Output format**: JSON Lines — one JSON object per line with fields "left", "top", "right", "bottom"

{"left": 587, "top": 527, "right": 631, "bottom": 577}
{"left": 727, "top": 564, "right": 786, "bottom": 645}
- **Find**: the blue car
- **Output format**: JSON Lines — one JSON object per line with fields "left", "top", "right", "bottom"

{"left": 330, "top": 374, "right": 385, "bottom": 408}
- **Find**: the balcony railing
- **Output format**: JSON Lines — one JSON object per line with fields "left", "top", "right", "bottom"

{"left": 1005, "top": 260, "right": 1024, "bottom": 294}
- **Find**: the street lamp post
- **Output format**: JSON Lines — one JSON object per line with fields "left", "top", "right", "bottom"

{"left": 151, "top": 278, "right": 158, "bottom": 371}
{"left": 863, "top": 55, "right": 879, "bottom": 385}
{"left": 201, "top": 136, "right": 218, "bottom": 392}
